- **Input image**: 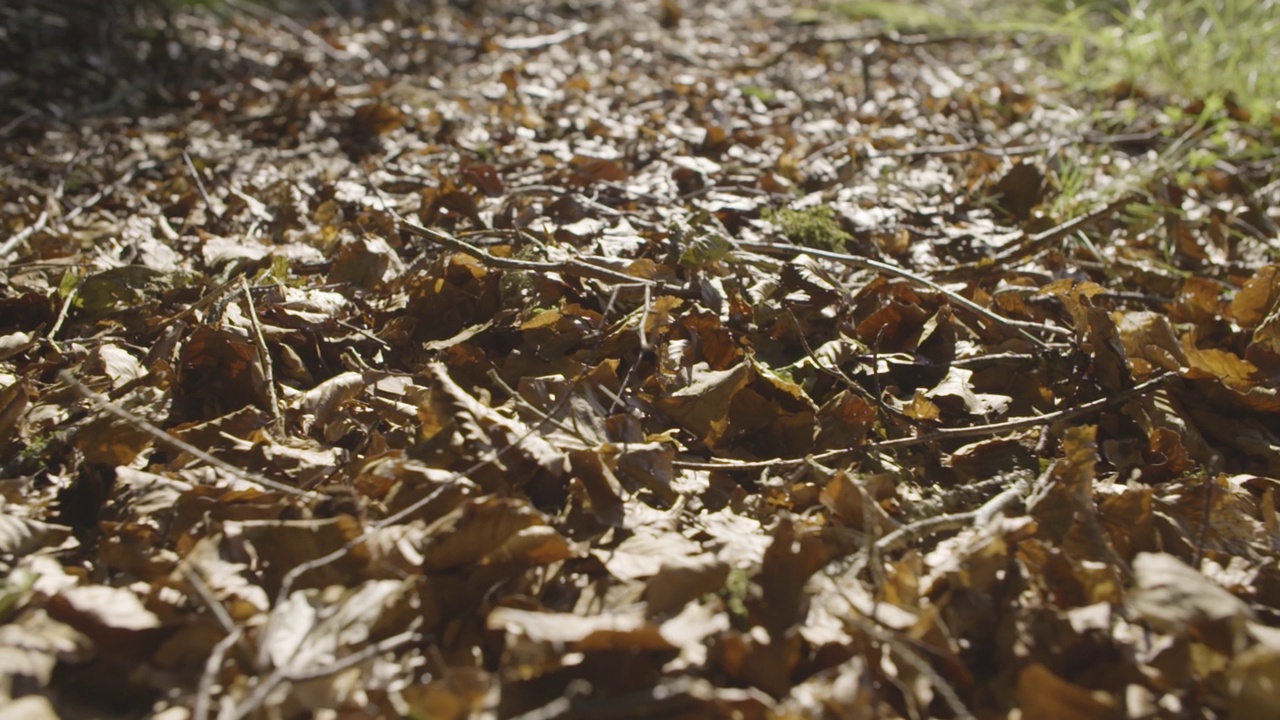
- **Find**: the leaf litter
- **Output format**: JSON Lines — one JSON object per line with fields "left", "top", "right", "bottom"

{"left": 3, "top": 0, "right": 1280, "bottom": 717}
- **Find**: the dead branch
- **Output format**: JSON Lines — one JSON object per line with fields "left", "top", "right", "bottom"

{"left": 240, "top": 276, "right": 283, "bottom": 435}
{"left": 734, "top": 240, "right": 1068, "bottom": 347}
{"left": 60, "top": 370, "right": 320, "bottom": 499}
{"left": 674, "top": 372, "right": 1175, "bottom": 471}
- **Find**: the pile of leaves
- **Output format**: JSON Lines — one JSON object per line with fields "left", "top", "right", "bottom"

{"left": 3, "top": 0, "right": 1280, "bottom": 717}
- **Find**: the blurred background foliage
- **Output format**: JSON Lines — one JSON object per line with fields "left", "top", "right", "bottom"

{"left": 5, "top": 0, "right": 1277, "bottom": 123}
{"left": 832, "top": 0, "right": 1280, "bottom": 123}
{"left": 0, "top": 0, "right": 417, "bottom": 118}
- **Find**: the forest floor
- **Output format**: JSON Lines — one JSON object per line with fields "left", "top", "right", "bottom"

{"left": 3, "top": 1, "right": 1280, "bottom": 718}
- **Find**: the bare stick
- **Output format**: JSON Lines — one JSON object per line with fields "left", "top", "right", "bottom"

{"left": 485, "top": 369, "right": 592, "bottom": 448}
{"left": 45, "top": 281, "right": 77, "bottom": 349}
{"left": 736, "top": 240, "right": 1065, "bottom": 347}
{"left": 161, "top": 275, "right": 242, "bottom": 325}
{"left": 0, "top": 206, "right": 48, "bottom": 262}
{"left": 183, "top": 151, "right": 218, "bottom": 221}
{"left": 194, "top": 628, "right": 242, "bottom": 720}
{"left": 942, "top": 193, "right": 1140, "bottom": 271}
{"left": 402, "top": 218, "right": 659, "bottom": 287}
{"left": 674, "top": 372, "right": 1174, "bottom": 471}
{"left": 60, "top": 371, "right": 319, "bottom": 499}
{"left": 841, "top": 610, "right": 976, "bottom": 720}
{"left": 869, "top": 475, "right": 1029, "bottom": 560}
{"left": 179, "top": 564, "right": 259, "bottom": 669}
{"left": 284, "top": 624, "right": 420, "bottom": 682}
{"left": 240, "top": 276, "right": 283, "bottom": 435}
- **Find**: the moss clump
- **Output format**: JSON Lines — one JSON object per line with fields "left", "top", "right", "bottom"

{"left": 765, "top": 205, "right": 851, "bottom": 253}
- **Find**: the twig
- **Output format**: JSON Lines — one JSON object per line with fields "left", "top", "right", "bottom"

{"left": 857, "top": 131, "right": 1164, "bottom": 161}
{"left": 60, "top": 371, "right": 319, "bottom": 499}
{"left": 824, "top": 477, "right": 1032, "bottom": 717}
{"left": 402, "top": 218, "right": 660, "bottom": 287}
{"left": 194, "top": 628, "right": 242, "bottom": 720}
{"left": 183, "top": 151, "right": 221, "bottom": 223}
{"left": 226, "top": 664, "right": 290, "bottom": 720}
{"left": 273, "top": 361, "right": 589, "bottom": 605}
{"left": 179, "top": 564, "right": 259, "bottom": 669}
{"left": 485, "top": 369, "right": 592, "bottom": 448}
{"left": 496, "top": 21, "right": 589, "bottom": 51}
{"left": 870, "top": 475, "right": 1029, "bottom": 560}
{"left": 841, "top": 610, "right": 976, "bottom": 720}
{"left": 284, "top": 625, "right": 420, "bottom": 682}
{"left": 735, "top": 240, "right": 1066, "bottom": 347}
{"left": 673, "top": 372, "right": 1174, "bottom": 471}
{"left": 361, "top": 164, "right": 672, "bottom": 292}
{"left": 1193, "top": 475, "right": 1215, "bottom": 570}
{"left": 63, "top": 166, "right": 142, "bottom": 226}
{"left": 1077, "top": 479, "right": 1132, "bottom": 583}
{"left": 948, "top": 193, "right": 1140, "bottom": 272}
{"left": 0, "top": 108, "right": 35, "bottom": 138}
{"left": 0, "top": 206, "right": 48, "bottom": 262}
{"left": 748, "top": 29, "right": 993, "bottom": 70}
{"left": 45, "top": 280, "right": 77, "bottom": 349}
{"left": 1, "top": 155, "right": 148, "bottom": 262}
{"left": 839, "top": 473, "right": 1031, "bottom": 603}
{"left": 161, "top": 275, "right": 242, "bottom": 325}
{"left": 221, "top": 0, "right": 346, "bottom": 59}
{"left": 240, "top": 276, "right": 283, "bottom": 435}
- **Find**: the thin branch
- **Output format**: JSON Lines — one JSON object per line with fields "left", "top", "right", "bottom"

{"left": 867, "top": 475, "right": 1030, "bottom": 561}
{"left": 60, "top": 371, "right": 320, "bottom": 499}
{"left": 221, "top": 0, "right": 346, "bottom": 59}
{"left": 841, "top": 610, "right": 976, "bottom": 720}
{"left": 284, "top": 624, "right": 420, "bottom": 682}
{"left": 273, "top": 361, "right": 591, "bottom": 605}
{"left": 45, "top": 280, "right": 77, "bottom": 350}
{"left": 674, "top": 372, "right": 1174, "bottom": 471}
{"left": 857, "top": 132, "right": 1164, "bottom": 161}
{"left": 402, "top": 218, "right": 660, "bottom": 287}
{"left": 951, "top": 193, "right": 1141, "bottom": 271}
{"left": 161, "top": 275, "right": 242, "bottom": 325}
{"left": 240, "top": 276, "right": 283, "bottom": 435}
{"left": 194, "top": 628, "right": 242, "bottom": 720}
{"left": 183, "top": 151, "right": 219, "bottom": 223}
{"left": 1194, "top": 476, "right": 1215, "bottom": 571}
{"left": 178, "top": 564, "right": 259, "bottom": 671}
{"left": 485, "top": 369, "right": 593, "bottom": 449}
{"left": 0, "top": 206, "right": 48, "bottom": 262}
{"left": 735, "top": 240, "right": 1066, "bottom": 347}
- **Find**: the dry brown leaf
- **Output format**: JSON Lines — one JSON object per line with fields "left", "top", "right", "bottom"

{"left": 1183, "top": 339, "right": 1259, "bottom": 390}
{"left": 0, "top": 512, "right": 72, "bottom": 558}
{"left": 1015, "top": 662, "right": 1121, "bottom": 720}
{"left": 0, "top": 695, "right": 59, "bottom": 720}
{"left": 1114, "top": 310, "right": 1187, "bottom": 375}
{"left": 0, "top": 610, "right": 91, "bottom": 703}
{"left": 231, "top": 515, "right": 367, "bottom": 595}
{"left": 1129, "top": 552, "right": 1251, "bottom": 653}
{"left": 568, "top": 449, "right": 626, "bottom": 528}
{"left": 488, "top": 607, "right": 673, "bottom": 650}
{"left": 1229, "top": 264, "right": 1280, "bottom": 327}
{"left": 417, "top": 497, "right": 551, "bottom": 572}
{"left": 925, "top": 366, "right": 1011, "bottom": 416}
